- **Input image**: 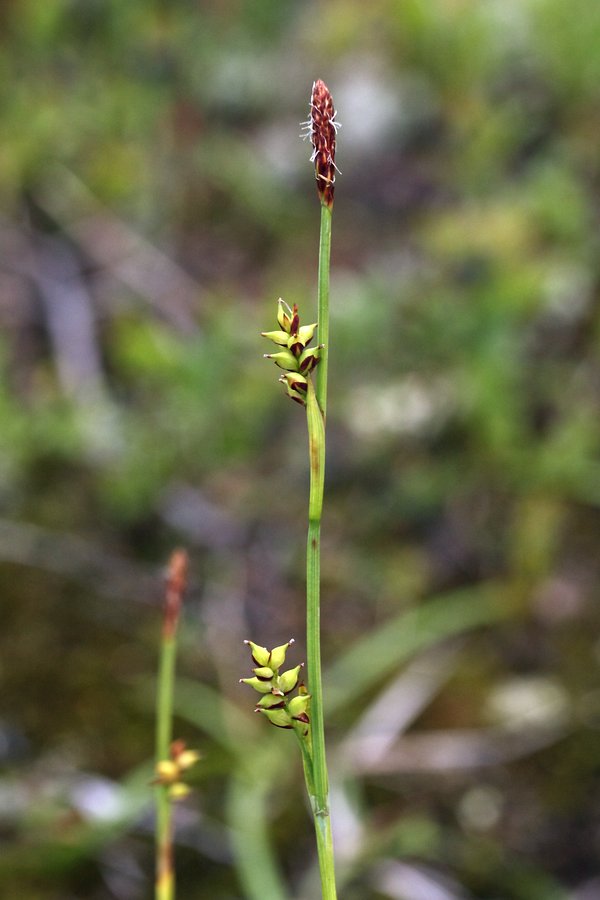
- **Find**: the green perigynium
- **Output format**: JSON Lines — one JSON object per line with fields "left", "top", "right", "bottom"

{"left": 262, "top": 300, "right": 322, "bottom": 404}
{"left": 244, "top": 638, "right": 294, "bottom": 670}
{"left": 240, "top": 640, "right": 311, "bottom": 734}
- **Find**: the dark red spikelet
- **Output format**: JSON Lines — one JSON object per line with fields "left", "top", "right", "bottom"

{"left": 309, "top": 79, "right": 338, "bottom": 208}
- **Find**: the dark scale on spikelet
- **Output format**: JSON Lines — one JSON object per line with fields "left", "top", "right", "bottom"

{"left": 303, "top": 79, "right": 340, "bottom": 208}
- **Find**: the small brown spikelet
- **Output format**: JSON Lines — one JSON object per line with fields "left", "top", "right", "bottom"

{"left": 163, "top": 548, "right": 188, "bottom": 639}
{"left": 307, "top": 79, "right": 339, "bottom": 208}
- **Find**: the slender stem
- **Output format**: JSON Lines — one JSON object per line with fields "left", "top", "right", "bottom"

{"left": 155, "top": 550, "right": 187, "bottom": 900}
{"left": 316, "top": 202, "right": 333, "bottom": 418}
{"left": 306, "top": 518, "right": 325, "bottom": 802}
{"left": 295, "top": 723, "right": 336, "bottom": 897}
{"left": 305, "top": 375, "right": 337, "bottom": 897}
{"left": 313, "top": 811, "right": 337, "bottom": 900}
{"left": 156, "top": 635, "right": 176, "bottom": 900}
{"left": 306, "top": 380, "right": 326, "bottom": 806}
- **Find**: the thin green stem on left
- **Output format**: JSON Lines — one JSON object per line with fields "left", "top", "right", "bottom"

{"left": 155, "top": 550, "right": 187, "bottom": 900}
{"left": 156, "top": 632, "right": 177, "bottom": 900}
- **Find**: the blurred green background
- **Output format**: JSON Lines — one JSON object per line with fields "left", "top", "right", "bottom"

{"left": 2, "top": 0, "right": 600, "bottom": 897}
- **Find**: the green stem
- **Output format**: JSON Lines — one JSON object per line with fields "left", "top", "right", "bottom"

{"left": 156, "top": 634, "right": 177, "bottom": 900}
{"left": 306, "top": 383, "right": 326, "bottom": 807}
{"left": 316, "top": 202, "right": 333, "bottom": 418}
{"left": 304, "top": 364, "right": 337, "bottom": 896}
{"left": 294, "top": 722, "right": 336, "bottom": 898}
{"left": 314, "top": 811, "right": 337, "bottom": 900}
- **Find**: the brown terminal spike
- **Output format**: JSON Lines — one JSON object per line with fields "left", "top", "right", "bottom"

{"left": 308, "top": 79, "right": 339, "bottom": 208}
{"left": 163, "top": 548, "right": 188, "bottom": 639}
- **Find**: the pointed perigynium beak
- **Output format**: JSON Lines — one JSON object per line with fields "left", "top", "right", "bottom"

{"left": 261, "top": 329, "right": 289, "bottom": 346}
{"left": 264, "top": 349, "right": 298, "bottom": 371}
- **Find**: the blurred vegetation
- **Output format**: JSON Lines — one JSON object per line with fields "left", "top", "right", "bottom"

{"left": 2, "top": 0, "right": 600, "bottom": 897}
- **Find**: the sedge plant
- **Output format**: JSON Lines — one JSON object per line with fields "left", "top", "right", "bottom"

{"left": 240, "top": 80, "right": 339, "bottom": 900}
{"left": 154, "top": 549, "right": 200, "bottom": 900}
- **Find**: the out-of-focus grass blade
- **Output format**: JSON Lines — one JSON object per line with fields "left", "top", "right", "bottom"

{"left": 174, "top": 676, "right": 258, "bottom": 752}
{"left": 325, "top": 583, "right": 509, "bottom": 716}
{"left": 175, "top": 680, "right": 291, "bottom": 900}
{"left": 227, "top": 747, "right": 291, "bottom": 900}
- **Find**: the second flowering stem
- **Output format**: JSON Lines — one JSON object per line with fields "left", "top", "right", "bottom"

{"left": 155, "top": 550, "right": 188, "bottom": 900}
